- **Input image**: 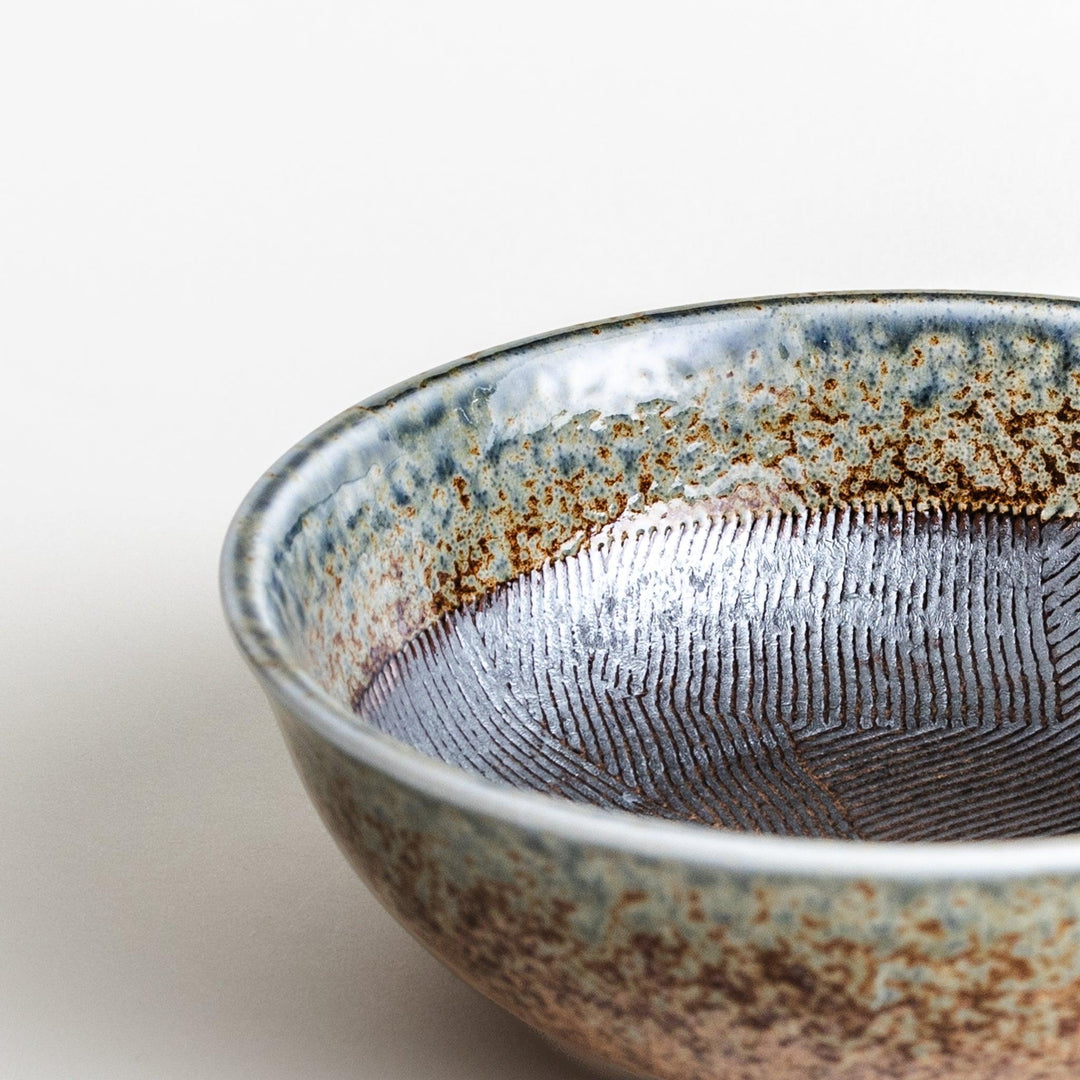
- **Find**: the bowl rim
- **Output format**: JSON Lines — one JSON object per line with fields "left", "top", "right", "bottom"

{"left": 221, "top": 289, "right": 1080, "bottom": 881}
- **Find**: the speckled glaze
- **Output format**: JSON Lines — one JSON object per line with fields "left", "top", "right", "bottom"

{"left": 223, "top": 294, "right": 1080, "bottom": 1078}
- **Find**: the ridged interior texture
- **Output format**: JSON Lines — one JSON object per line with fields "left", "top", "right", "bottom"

{"left": 356, "top": 503, "right": 1080, "bottom": 841}
{"left": 247, "top": 296, "right": 1080, "bottom": 841}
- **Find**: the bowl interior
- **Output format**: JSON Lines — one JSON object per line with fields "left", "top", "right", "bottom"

{"left": 252, "top": 295, "right": 1080, "bottom": 842}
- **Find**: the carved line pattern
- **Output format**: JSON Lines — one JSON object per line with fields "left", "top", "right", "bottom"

{"left": 357, "top": 509, "right": 1080, "bottom": 840}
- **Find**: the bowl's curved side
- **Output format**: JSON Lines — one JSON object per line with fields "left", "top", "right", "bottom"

{"left": 271, "top": 694, "right": 1080, "bottom": 1080}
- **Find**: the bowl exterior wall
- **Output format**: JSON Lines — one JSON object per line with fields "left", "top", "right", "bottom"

{"left": 271, "top": 695, "right": 1080, "bottom": 1080}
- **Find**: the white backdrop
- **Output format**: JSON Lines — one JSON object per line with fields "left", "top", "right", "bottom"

{"left": 4, "top": 2, "right": 1080, "bottom": 1077}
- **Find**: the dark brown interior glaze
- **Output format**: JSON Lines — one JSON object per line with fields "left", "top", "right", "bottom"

{"left": 354, "top": 504, "right": 1080, "bottom": 841}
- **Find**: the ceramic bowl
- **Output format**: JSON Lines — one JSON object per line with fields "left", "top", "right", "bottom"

{"left": 222, "top": 293, "right": 1080, "bottom": 1079}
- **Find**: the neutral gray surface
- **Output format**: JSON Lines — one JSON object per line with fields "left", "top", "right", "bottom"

{"left": 5, "top": 0, "right": 1080, "bottom": 1076}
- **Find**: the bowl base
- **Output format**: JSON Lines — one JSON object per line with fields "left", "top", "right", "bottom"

{"left": 543, "top": 1034, "right": 655, "bottom": 1079}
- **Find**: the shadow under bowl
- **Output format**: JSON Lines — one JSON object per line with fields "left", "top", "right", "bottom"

{"left": 223, "top": 293, "right": 1080, "bottom": 1079}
